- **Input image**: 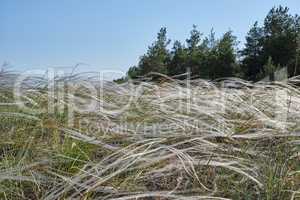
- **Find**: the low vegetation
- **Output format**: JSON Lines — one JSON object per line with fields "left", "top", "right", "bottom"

{"left": 0, "top": 71, "right": 299, "bottom": 199}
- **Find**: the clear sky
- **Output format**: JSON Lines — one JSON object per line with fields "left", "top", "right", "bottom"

{"left": 1, "top": 0, "right": 300, "bottom": 73}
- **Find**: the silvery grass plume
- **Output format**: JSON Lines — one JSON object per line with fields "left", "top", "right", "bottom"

{"left": 0, "top": 70, "right": 299, "bottom": 200}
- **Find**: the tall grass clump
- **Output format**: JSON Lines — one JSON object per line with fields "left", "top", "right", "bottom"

{"left": 0, "top": 70, "right": 299, "bottom": 199}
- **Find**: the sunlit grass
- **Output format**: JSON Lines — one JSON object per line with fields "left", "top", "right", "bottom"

{"left": 0, "top": 71, "right": 299, "bottom": 199}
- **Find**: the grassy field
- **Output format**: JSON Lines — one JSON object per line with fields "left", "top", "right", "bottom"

{"left": 0, "top": 71, "right": 299, "bottom": 200}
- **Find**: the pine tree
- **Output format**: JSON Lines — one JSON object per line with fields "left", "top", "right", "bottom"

{"left": 294, "top": 33, "right": 300, "bottom": 76}
{"left": 213, "top": 31, "right": 238, "bottom": 79}
{"left": 127, "top": 66, "right": 140, "bottom": 79}
{"left": 138, "top": 27, "right": 171, "bottom": 76}
{"left": 241, "top": 22, "right": 264, "bottom": 81}
{"left": 241, "top": 6, "right": 300, "bottom": 80}
{"left": 167, "top": 41, "right": 188, "bottom": 77}
{"left": 263, "top": 6, "right": 299, "bottom": 77}
{"left": 185, "top": 25, "right": 204, "bottom": 77}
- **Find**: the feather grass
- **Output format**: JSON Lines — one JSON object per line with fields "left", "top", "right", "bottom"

{"left": 0, "top": 71, "right": 299, "bottom": 199}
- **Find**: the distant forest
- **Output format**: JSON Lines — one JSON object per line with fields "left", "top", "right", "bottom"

{"left": 117, "top": 6, "right": 300, "bottom": 82}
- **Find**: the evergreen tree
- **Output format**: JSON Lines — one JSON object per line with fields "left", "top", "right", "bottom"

{"left": 123, "top": 6, "right": 300, "bottom": 82}
{"left": 263, "top": 6, "right": 299, "bottom": 76}
{"left": 241, "top": 6, "right": 300, "bottom": 80}
{"left": 294, "top": 33, "right": 300, "bottom": 76}
{"left": 203, "top": 30, "right": 217, "bottom": 79}
{"left": 241, "top": 22, "right": 265, "bottom": 81}
{"left": 167, "top": 41, "right": 188, "bottom": 77}
{"left": 138, "top": 27, "right": 171, "bottom": 76}
{"left": 127, "top": 66, "right": 141, "bottom": 79}
{"left": 213, "top": 31, "right": 238, "bottom": 79}
{"left": 206, "top": 29, "right": 217, "bottom": 49}
{"left": 185, "top": 25, "right": 205, "bottom": 77}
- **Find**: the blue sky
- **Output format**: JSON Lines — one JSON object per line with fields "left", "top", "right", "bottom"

{"left": 1, "top": 0, "right": 300, "bottom": 73}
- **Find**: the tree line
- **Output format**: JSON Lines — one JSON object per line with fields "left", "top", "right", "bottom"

{"left": 120, "top": 6, "right": 300, "bottom": 82}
